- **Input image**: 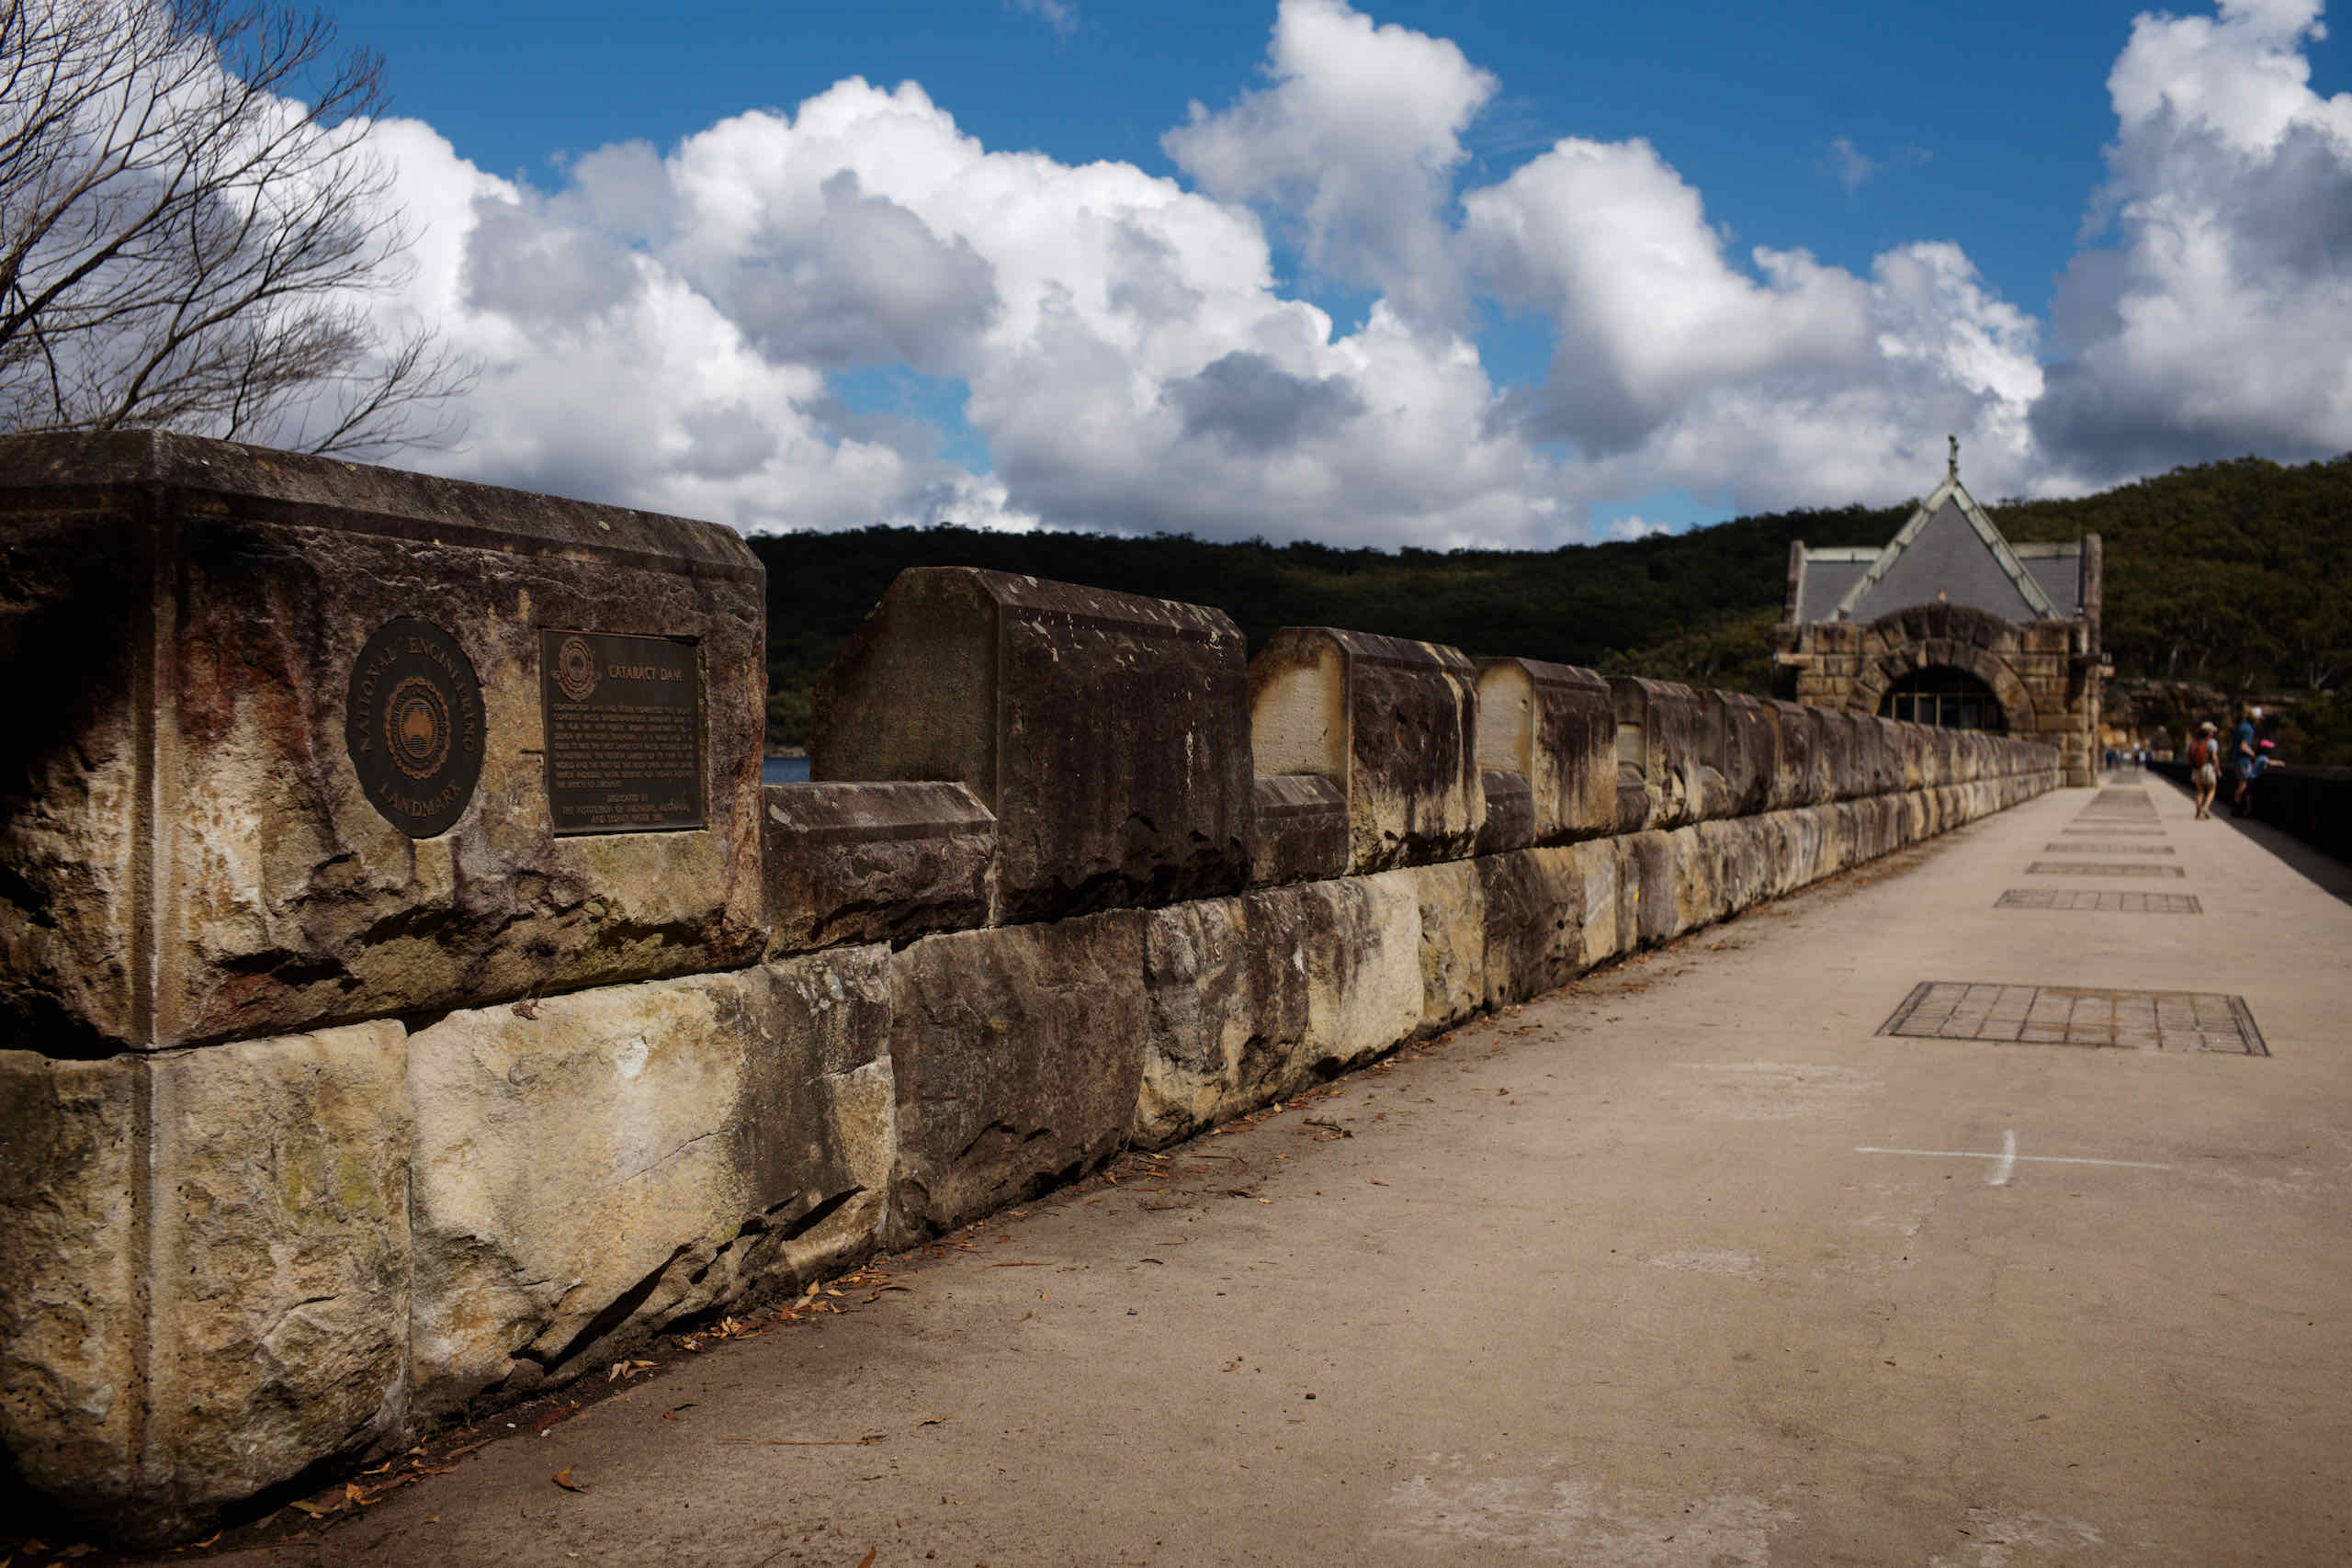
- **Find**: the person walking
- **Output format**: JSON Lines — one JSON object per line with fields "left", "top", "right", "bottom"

{"left": 2188, "top": 721, "right": 2222, "bottom": 818}
{"left": 2228, "top": 708, "right": 2261, "bottom": 818}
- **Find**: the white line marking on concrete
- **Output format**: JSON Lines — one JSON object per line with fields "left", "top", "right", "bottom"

{"left": 1989, "top": 1129, "right": 2018, "bottom": 1186}
{"left": 1854, "top": 1145, "right": 2169, "bottom": 1172}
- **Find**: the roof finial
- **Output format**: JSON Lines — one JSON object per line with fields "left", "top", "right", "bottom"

{"left": 1948, "top": 434, "right": 1959, "bottom": 483}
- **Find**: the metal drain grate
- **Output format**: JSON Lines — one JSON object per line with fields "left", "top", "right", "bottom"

{"left": 2060, "top": 826, "right": 2167, "bottom": 836}
{"left": 1996, "top": 889, "right": 2201, "bottom": 913}
{"left": 2027, "top": 861, "right": 2186, "bottom": 877}
{"left": 1881, "top": 983, "right": 2266, "bottom": 1053}
{"left": 2044, "top": 842, "right": 2176, "bottom": 854}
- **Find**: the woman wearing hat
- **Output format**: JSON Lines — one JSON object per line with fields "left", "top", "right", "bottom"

{"left": 2188, "top": 720, "right": 2222, "bottom": 818}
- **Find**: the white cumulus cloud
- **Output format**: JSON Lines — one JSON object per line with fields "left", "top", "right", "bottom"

{"left": 2035, "top": 0, "right": 2352, "bottom": 479}
{"left": 328, "top": 0, "right": 2351, "bottom": 548}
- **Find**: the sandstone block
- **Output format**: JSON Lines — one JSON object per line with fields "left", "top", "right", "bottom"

{"left": 1381, "top": 862, "right": 1486, "bottom": 1036}
{"left": 1797, "top": 803, "right": 1846, "bottom": 885}
{"left": 1251, "top": 627, "right": 1481, "bottom": 872}
{"left": 1133, "top": 878, "right": 1419, "bottom": 1146}
{"left": 1477, "top": 849, "right": 1585, "bottom": 1008}
{"left": 1567, "top": 838, "right": 1634, "bottom": 969}
{"left": 1672, "top": 826, "right": 1730, "bottom": 933}
{"left": 763, "top": 781, "right": 992, "bottom": 954}
{"left": 1709, "top": 692, "right": 1779, "bottom": 819}
{"left": 1628, "top": 831, "right": 1677, "bottom": 949}
{"left": 1609, "top": 676, "right": 1703, "bottom": 829}
{"left": 1863, "top": 716, "right": 1905, "bottom": 795}
{"left": 0, "top": 432, "right": 767, "bottom": 1053}
{"left": 1827, "top": 712, "right": 1875, "bottom": 800}
{"left": 887, "top": 913, "right": 1147, "bottom": 1241}
{"left": 406, "top": 958, "right": 891, "bottom": 1417}
{"left": 1769, "top": 700, "right": 1829, "bottom": 809}
{"left": 1758, "top": 810, "right": 1808, "bottom": 899}
{"left": 1135, "top": 897, "right": 1300, "bottom": 1148}
{"left": 1474, "top": 659, "right": 1615, "bottom": 842}
{"left": 812, "top": 569, "right": 1251, "bottom": 923}
{"left": 142, "top": 1023, "right": 413, "bottom": 1529}
{"left": 1476, "top": 770, "right": 1535, "bottom": 856}
{"left": 1248, "top": 774, "right": 1350, "bottom": 887}
{"left": 1896, "top": 719, "right": 1930, "bottom": 791}
{"left": 0, "top": 1052, "right": 140, "bottom": 1520}
{"left": 2, "top": 1023, "right": 414, "bottom": 1544}
{"left": 1300, "top": 874, "right": 1425, "bottom": 1067}
{"left": 1699, "top": 818, "right": 1770, "bottom": 919}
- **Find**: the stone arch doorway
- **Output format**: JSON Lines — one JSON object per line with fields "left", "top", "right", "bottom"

{"left": 1877, "top": 665, "right": 2007, "bottom": 731}
{"left": 1849, "top": 612, "right": 2041, "bottom": 739}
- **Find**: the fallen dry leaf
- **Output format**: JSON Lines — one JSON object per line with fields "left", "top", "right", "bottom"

{"left": 856, "top": 1551, "right": 877, "bottom": 1568}
{"left": 551, "top": 1468, "right": 588, "bottom": 1493}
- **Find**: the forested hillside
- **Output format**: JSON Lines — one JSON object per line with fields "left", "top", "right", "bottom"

{"left": 751, "top": 453, "right": 2352, "bottom": 752}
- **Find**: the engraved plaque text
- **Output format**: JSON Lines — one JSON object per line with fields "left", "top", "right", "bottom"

{"left": 540, "top": 629, "right": 705, "bottom": 834}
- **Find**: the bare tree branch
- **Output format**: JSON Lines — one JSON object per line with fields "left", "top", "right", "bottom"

{"left": 0, "top": 0, "right": 472, "bottom": 457}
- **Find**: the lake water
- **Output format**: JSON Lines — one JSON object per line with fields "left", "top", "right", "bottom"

{"left": 761, "top": 756, "right": 811, "bottom": 784}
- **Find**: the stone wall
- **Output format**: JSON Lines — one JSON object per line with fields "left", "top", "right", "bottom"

{"left": 1776, "top": 599, "right": 2101, "bottom": 788}
{"left": 0, "top": 434, "right": 2063, "bottom": 1544}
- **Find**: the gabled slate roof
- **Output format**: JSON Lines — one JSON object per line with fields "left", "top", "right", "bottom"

{"left": 1792, "top": 442, "right": 2081, "bottom": 625}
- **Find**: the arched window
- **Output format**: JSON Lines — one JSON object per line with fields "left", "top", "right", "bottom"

{"left": 1878, "top": 666, "right": 2007, "bottom": 731}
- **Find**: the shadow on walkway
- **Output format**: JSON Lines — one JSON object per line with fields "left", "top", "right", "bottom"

{"left": 2126, "top": 767, "right": 2352, "bottom": 903}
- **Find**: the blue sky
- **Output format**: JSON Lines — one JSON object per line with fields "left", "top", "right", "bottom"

{"left": 327, "top": 0, "right": 2352, "bottom": 545}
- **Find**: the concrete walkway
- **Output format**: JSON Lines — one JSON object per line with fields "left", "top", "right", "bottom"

{"left": 132, "top": 776, "right": 2352, "bottom": 1568}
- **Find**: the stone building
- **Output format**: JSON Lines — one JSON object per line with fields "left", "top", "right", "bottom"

{"left": 1774, "top": 439, "right": 2103, "bottom": 786}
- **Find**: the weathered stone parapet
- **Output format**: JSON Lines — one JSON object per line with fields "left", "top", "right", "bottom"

{"left": 0, "top": 432, "right": 768, "bottom": 1055}
{"left": 0, "top": 749, "right": 2061, "bottom": 1543}
{"left": 1250, "top": 627, "right": 1481, "bottom": 873}
{"left": 0, "top": 492, "right": 2075, "bottom": 1546}
{"left": 1474, "top": 658, "right": 1615, "bottom": 843}
{"left": 762, "top": 781, "right": 993, "bottom": 954}
{"left": 812, "top": 569, "right": 1252, "bottom": 924}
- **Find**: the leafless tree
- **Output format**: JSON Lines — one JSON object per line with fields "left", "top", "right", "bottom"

{"left": 0, "top": 0, "right": 470, "bottom": 457}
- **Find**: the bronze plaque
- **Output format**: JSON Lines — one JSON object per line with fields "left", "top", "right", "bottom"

{"left": 347, "top": 616, "right": 486, "bottom": 838}
{"left": 540, "top": 629, "right": 705, "bottom": 835}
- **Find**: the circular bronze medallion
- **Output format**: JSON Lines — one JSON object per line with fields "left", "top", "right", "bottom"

{"left": 554, "top": 634, "right": 600, "bottom": 703}
{"left": 346, "top": 616, "right": 484, "bottom": 838}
